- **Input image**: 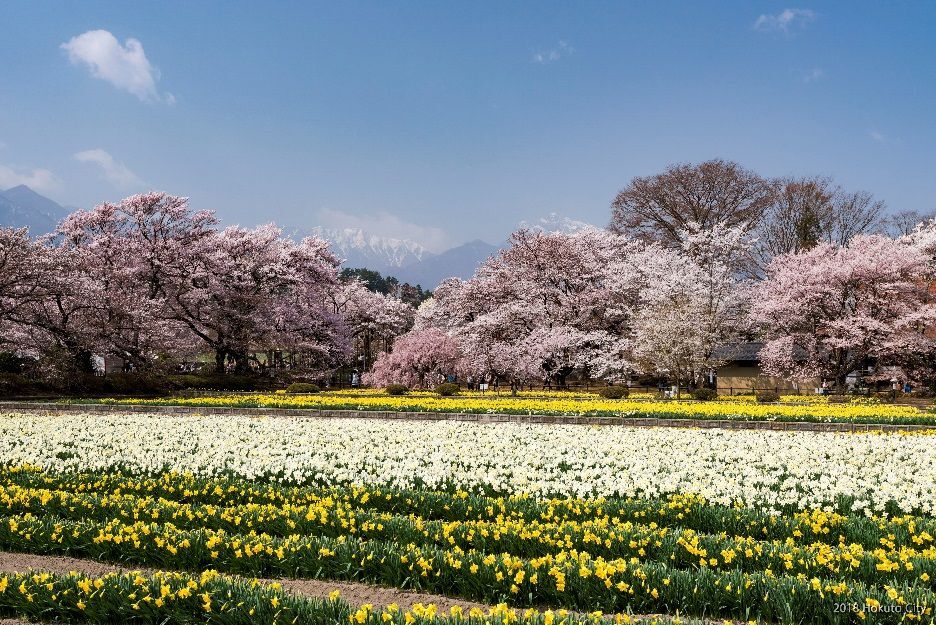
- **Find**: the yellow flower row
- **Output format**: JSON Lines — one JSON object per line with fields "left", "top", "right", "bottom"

{"left": 3, "top": 466, "right": 935, "bottom": 590}
{"left": 1, "top": 465, "right": 933, "bottom": 623}
{"left": 290, "top": 388, "right": 832, "bottom": 403}
{"left": 0, "top": 568, "right": 721, "bottom": 625}
{"left": 98, "top": 393, "right": 926, "bottom": 423}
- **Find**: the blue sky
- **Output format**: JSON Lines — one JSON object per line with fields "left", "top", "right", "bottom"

{"left": 0, "top": 1, "right": 933, "bottom": 251}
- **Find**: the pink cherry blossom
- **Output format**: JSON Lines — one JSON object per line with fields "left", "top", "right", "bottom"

{"left": 750, "top": 234, "right": 935, "bottom": 389}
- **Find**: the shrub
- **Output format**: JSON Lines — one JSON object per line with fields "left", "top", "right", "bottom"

{"left": 285, "top": 382, "right": 320, "bottom": 394}
{"left": 0, "top": 352, "right": 26, "bottom": 374}
{"left": 0, "top": 373, "right": 45, "bottom": 396}
{"left": 597, "top": 385, "right": 629, "bottom": 399}
{"left": 691, "top": 388, "right": 717, "bottom": 401}
{"left": 385, "top": 384, "right": 409, "bottom": 396}
{"left": 435, "top": 382, "right": 459, "bottom": 396}
{"left": 756, "top": 391, "right": 780, "bottom": 403}
{"left": 97, "top": 374, "right": 172, "bottom": 395}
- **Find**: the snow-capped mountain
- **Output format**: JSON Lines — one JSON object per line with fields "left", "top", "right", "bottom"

{"left": 392, "top": 214, "right": 595, "bottom": 290}
{"left": 518, "top": 212, "right": 594, "bottom": 234}
{"left": 308, "top": 226, "right": 434, "bottom": 273}
{"left": 391, "top": 214, "right": 599, "bottom": 289}
{"left": 0, "top": 192, "right": 596, "bottom": 292}
{"left": 395, "top": 239, "right": 500, "bottom": 290}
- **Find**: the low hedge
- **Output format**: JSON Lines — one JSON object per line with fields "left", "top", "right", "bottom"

{"left": 597, "top": 385, "right": 629, "bottom": 399}
{"left": 435, "top": 383, "right": 460, "bottom": 396}
{"left": 690, "top": 388, "right": 717, "bottom": 401}
{"left": 385, "top": 384, "right": 409, "bottom": 396}
{"left": 285, "top": 382, "right": 321, "bottom": 394}
{"left": 756, "top": 391, "right": 781, "bottom": 403}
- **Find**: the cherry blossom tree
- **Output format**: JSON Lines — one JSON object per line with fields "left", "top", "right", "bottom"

{"left": 0, "top": 230, "right": 85, "bottom": 381}
{"left": 888, "top": 220, "right": 936, "bottom": 387}
{"left": 750, "top": 235, "right": 935, "bottom": 390}
{"left": 54, "top": 193, "right": 216, "bottom": 370}
{"left": 332, "top": 279, "right": 415, "bottom": 369}
{"left": 0, "top": 228, "right": 50, "bottom": 349}
{"left": 2, "top": 193, "right": 374, "bottom": 380}
{"left": 363, "top": 327, "right": 460, "bottom": 388}
{"left": 629, "top": 223, "right": 753, "bottom": 390}
{"left": 50, "top": 193, "right": 352, "bottom": 375}
{"left": 450, "top": 227, "right": 643, "bottom": 388}
{"left": 167, "top": 224, "right": 347, "bottom": 374}
{"left": 0, "top": 227, "right": 101, "bottom": 374}
{"left": 405, "top": 223, "right": 755, "bottom": 391}
{"left": 907, "top": 217, "right": 936, "bottom": 260}
{"left": 381, "top": 228, "right": 648, "bottom": 389}
{"left": 266, "top": 235, "right": 351, "bottom": 372}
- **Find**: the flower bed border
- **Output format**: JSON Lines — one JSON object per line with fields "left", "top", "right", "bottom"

{"left": 1, "top": 401, "right": 933, "bottom": 432}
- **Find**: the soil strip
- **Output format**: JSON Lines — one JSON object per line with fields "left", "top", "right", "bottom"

{"left": 0, "top": 550, "right": 488, "bottom": 613}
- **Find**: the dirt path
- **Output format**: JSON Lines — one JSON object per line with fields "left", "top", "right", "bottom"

{"left": 0, "top": 552, "right": 723, "bottom": 624}
{"left": 0, "top": 551, "right": 489, "bottom": 613}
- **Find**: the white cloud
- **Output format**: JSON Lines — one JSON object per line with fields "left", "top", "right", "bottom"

{"left": 867, "top": 130, "right": 903, "bottom": 146}
{"left": 0, "top": 164, "right": 60, "bottom": 194}
{"left": 315, "top": 207, "right": 452, "bottom": 253}
{"left": 804, "top": 67, "right": 824, "bottom": 82}
{"left": 61, "top": 29, "right": 173, "bottom": 103}
{"left": 74, "top": 149, "right": 145, "bottom": 189}
{"left": 753, "top": 8, "right": 816, "bottom": 34}
{"left": 532, "top": 40, "right": 574, "bottom": 64}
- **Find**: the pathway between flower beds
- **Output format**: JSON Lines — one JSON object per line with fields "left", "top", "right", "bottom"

{"left": 1, "top": 401, "right": 933, "bottom": 432}
{"left": 0, "top": 551, "right": 488, "bottom": 614}
{"left": 0, "top": 552, "right": 700, "bottom": 625}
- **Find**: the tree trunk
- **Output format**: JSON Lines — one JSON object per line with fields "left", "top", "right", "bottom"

{"left": 231, "top": 349, "right": 250, "bottom": 375}
{"left": 363, "top": 331, "right": 372, "bottom": 371}
{"left": 62, "top": 339, "right": 95, "bottom": 375}
{"left": 214, "top": 349, "right": 227, "bottom": 374}
{"left": 74, "top": 348, "right": 95, "bottom": 374}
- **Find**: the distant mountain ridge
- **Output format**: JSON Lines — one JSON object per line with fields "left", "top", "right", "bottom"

{"left": 0, "top": 185, "right": 69, "bottom": 234}
{"left": 250, "top": 214, "right": 600, "bottom": 290}
{"left": 519, "top": 212, "right": 593, "bottom": 234}
{"left": 0, "top": 186, "right": 595, "bottom": 291}
{"left": 394, "top": 239, "right": 501, "bottom": 289}
{"left": 306, "top": 226, "right": 434, "bottom": 273}
{"left": 304, "top": 226, "right": 501, "bottom": 290}
{"left": 389, "top": 214, "right": 596, "bottom": 290}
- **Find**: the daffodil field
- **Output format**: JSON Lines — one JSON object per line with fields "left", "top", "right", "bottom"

{"left": 0, "top": 568, "right": 709, "bottom": 625}
{"left": 0, "top": 412, "right": 931, "bottom": 623}
{"left": 78, "top": 390, "right": 936, "bottom": 425}
{"left": 1, "top": 413, "right": 934, "bottom": 512}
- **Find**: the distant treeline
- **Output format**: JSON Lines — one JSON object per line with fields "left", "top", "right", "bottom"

{"left": 340, "top": 268, "right": 432, "bottom": 307}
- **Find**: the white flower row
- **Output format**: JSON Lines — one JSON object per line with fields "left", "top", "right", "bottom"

{"left": 0, "top": 412, "right": 933, "bottom": 516}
